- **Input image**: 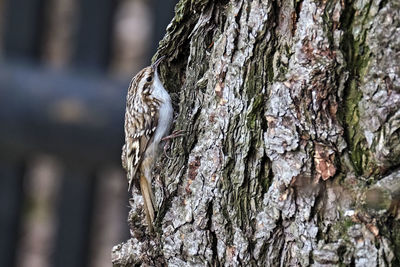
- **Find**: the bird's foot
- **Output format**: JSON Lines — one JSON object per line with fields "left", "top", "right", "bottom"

{"left": 162, "top": 130, "right": 185, "bottom": 159}
{"left": 161, "top": 130, "right": 185, "bottom": 142}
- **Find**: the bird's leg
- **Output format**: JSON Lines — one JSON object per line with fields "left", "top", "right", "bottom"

{"left": 162, "top": 130, "right": 185, "bottom": 159}
{"left": 162, "top": 130, "right": 185, "bottom": 141}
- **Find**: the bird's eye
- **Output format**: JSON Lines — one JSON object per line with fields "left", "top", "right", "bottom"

{"left": 146, "top": 76, "right": 153, "bottom": 82}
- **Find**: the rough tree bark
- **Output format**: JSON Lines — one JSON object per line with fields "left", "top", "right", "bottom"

{"left": 112, "top": 0, "right": 400, "bottom": 266}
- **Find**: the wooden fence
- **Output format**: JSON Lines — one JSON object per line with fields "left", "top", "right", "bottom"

{"left": 0, "top": 0, "right": 177, "bottom": 266}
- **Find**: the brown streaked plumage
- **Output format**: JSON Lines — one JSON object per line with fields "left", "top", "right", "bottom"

{"left": 122, "top": 56, "right": 173, "bottom": 232}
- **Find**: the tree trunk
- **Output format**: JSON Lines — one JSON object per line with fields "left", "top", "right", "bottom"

{"left": 112, "top": 0, "right": 400, "bottom": 265}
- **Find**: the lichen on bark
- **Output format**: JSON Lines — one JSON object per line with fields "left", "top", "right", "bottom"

{"left": 112, "top": 0, "right": 400, "bottom": 266}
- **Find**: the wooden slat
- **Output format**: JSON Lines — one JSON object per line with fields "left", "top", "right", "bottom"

{"left": 53, "top": 171, "right": 96, "bottom": 267}
{"left": 0, "top": 162, "right": 25, "bottom": 267}
{"left": 73, "top": 0, "right": 116, "bottom": 70}
{"left": 0, "top": 61, "right": 126, "bottom": 169}
{"left": 87, "top": 168, "right": 129, "bottom": 267}
{"left": 15, "top": 157, "right": 61, "bottom": 267}
{"left": 2, "top": 0, "right": 45, "bottom": 60}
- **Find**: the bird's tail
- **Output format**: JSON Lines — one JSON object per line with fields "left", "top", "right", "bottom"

{"left": 140, "top": 174, "right": 155, "bottom": 232}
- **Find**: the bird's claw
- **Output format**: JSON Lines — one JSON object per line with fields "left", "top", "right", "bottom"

{"left": 163, "top": 141, "right": 173, "bottom": 159}
{"left": 161, "top": 130, "right": 186, "bottom": 141}
{"left": 162, "top": 130, "right": 185, "bottom": 159}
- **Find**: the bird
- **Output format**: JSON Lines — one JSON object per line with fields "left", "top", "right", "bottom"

{"left": 121, "top": 56, "right": 173, "bottom": 232}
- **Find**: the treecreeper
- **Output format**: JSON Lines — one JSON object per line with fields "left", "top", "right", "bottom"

{"left": 121, "top": 56, "right": 175, "bottom": 232}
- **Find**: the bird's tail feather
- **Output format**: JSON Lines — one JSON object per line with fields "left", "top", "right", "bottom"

{"left": 140, "top": 174, "right": 155, "bottom": 232}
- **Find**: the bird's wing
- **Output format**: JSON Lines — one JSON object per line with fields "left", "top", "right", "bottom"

{"left": 123, "top": 107, "right": 160, "bottom": 191}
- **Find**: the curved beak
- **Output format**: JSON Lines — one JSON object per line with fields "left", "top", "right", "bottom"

{"left": 151, "top": 56, "right": 166, "bottom": 71}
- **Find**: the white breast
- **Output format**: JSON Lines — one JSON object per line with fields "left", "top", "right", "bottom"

{"left": 151, "top": 72, "right": 173, "bottom": 143}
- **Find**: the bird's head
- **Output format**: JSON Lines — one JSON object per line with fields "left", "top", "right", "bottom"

{"left": 134, "top": 56, "right": 165, "bottom": 95}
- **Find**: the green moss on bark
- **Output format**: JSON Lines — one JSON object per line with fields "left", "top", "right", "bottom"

{"left": 329, "top": 217, "right": 356, "bottom": 242}
{"left": 339, "top": 0, "right": 374, "bottom": 176}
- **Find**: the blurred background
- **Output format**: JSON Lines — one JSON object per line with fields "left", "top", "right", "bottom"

{"left": 0, "top": 0, "right": 177, "bottom": 266}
